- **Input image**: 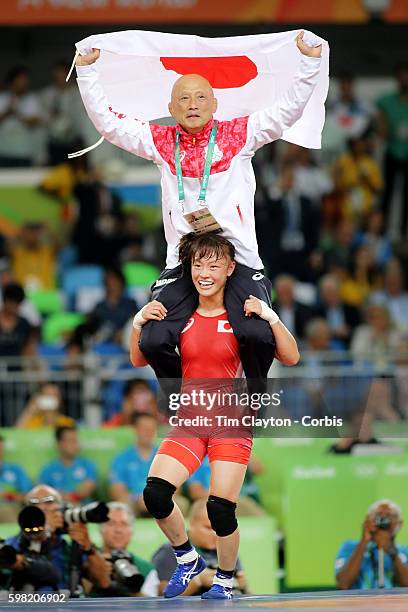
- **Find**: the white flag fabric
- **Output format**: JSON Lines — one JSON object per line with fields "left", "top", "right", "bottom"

{"left": 73, "top": 29, "right": 329, "bottom": 149}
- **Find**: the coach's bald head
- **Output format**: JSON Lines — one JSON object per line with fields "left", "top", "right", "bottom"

{"left": 168, "top": 73, "right": 217, "bottom": 134}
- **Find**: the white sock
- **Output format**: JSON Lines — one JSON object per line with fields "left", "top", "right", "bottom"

{"left": 213, "top": 574, "right": 233, "bottom": 589}
{"left": 175, "top": 547, "right": 199, "bottom": 564}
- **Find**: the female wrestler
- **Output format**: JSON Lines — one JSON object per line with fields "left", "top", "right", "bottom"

{"left": 130, "top": 232, "right": 299, "bottom": 599}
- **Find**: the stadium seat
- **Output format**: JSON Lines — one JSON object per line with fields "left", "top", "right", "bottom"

{"left": 28, "top": 289, "right": 65, "bottom": 316}
{"left": 38, "top": 343, "right": 67, "bottom": 370}
{"left": 57, "top": 245, "right": 78, "bottom": 284}
{"left": 76, "top": 286, "right": 105, "bottom": 313}
{"left": 61, "top": 265, "right": 104, "bottom": 310}
{"left": 93, "top": 342, "right": 126, "bottom": 356}
{"left": 42, "top": 311, "right": 85, "bottom": 345}
{"left": 122, "top": 262, "right": 159, "bottom": 288}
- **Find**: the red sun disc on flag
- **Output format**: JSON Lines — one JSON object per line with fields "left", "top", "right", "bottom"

{"left": 160, "top": 56, "right": 258, "bottom": 89}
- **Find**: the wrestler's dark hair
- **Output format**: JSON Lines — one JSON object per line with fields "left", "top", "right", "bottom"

{"left": 179, "top": 232, "right": 235, "bottom": 270}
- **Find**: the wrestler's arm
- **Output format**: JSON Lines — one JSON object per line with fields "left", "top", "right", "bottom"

{"left": 75, "top": 49, "right": 161, "bottom": 161}
{"left": 130, "top": 301, "right": 168, "bottom": 367}
{"left": 244, "top": 296, "right": 300, "bottom": 366}
{"left": 246, "top": 32, "right": 322, "bottom": 151}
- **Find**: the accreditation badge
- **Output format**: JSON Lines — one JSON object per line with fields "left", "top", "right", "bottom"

{"left": 183, "top": 206, "right": 223, "bottom": 235}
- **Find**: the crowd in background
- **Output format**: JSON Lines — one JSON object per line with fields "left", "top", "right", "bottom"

{"left": 0, "top": 62, "right": 408, "bottom": 422}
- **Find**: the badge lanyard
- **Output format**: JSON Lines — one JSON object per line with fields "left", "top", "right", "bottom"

{"left": 175, "top": 122, "right": 218, "bottom": 214}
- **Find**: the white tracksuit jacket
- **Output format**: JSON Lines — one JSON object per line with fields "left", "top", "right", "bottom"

{"left": 76, "top": 54, "right": 321, "bottom": 270}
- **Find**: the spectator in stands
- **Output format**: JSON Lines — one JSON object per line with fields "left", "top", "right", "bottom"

{"left": 336, "top": 499, "right": 408, "bottom": 589}
{"left": 2, "top": 484, "right": 109, "bottom": 592}
{"left": 340, "top": 245, "right": 381, "bottom": 308}
{"left": 0, "top": 283, "right": 36, "bottom": 361}
{"left": 0, "top": 66, "right": 41, "bottom": 167}
{"left": 38, "top": 426, "right": 97, "bottom": 504}
{"left": 109, "top": 413, "right": 158, "bottom": 517}
{"left": 316, "top": 274, "right": 360, "bottom": 348}
{"left": 16, "top": 382, "right": 75, "bottom": 429}
{"left": 90, "top": 266, "right": 137, "bottom": 345}
{"left": 0, "top": 283, "right": 37, "bottom": 426}
{"left": 92, "top": 501, "right": 159, "bottom": 597}
{"left": 302, "top": 317, "right": 352, "bottom": 422}
{"left": 185, "top": 456, "right": 266, "bottom": 517}
{"left": 333, "top": 133, "right": 383, "bottom": 223}
{"left": 153, "top": 499, "right": 249, "bottom": 596}
{"left": 9, "top": 222, "right": 57, "bottom": 291}
{"left": 282, "top": 143, "right": 333, "bottom": 208}
{"left": 103, "top": 379, "right": 158, "bottom": 427}
{"left": 0, "top": 268, "right": 41, "bottom": 327}
{"left": 377, "top": 63, "right": 408, "bottom": 238}
{"left": 304, "top": 318, "right": 335, "bottom": 359}
{"left": 355, "top": 210, "right": 392, "bottom": 268}
{"left": 325, "top": 72, "right": 374, "bottom": 156}
{"left": 118, "top": 213, "right": 145, "bottom": 264}
{"left": 370, "top": 260, "right": 408, "bottom": 333}
{"left": 0, "top": 435, "right": 32, "bottom": 522}
{"left": 351, "top": 304, "right": 402, "bottom": 374}
{"left": 272, "top": 274, "right": 315, "bottom": 340}
{"left": 41, "top": 61, "right": 84, "bottom": 165}
{"left": 264, "top": 162, "right": 319, "bottom": 281}
{"left": 39, "top": 141, "right": 90, "bottom": 225}
{"left": 322, "top": 218, "right": 357, "bottom": 272}
{"left": 71, "top": 168, "right": 124, "bottom": 265}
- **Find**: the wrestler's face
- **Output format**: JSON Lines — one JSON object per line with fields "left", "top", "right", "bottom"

{"left": 169, "top": 74, "right": 217, "bottom": 134}
{"left": 191, "top": 252, "right": 235, "bottom": 297}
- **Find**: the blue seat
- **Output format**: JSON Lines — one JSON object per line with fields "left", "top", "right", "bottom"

{"left": 92, "top": 342, "right": 126, "bottom": 356}
{"left": 38, "top": 344, "right": 67, "bottom": 371}
{"left": 62, "top": 265, "right": 104, "bottom": 310}
{"left": 57, "top": 245, "right": 78, "bottom": 285}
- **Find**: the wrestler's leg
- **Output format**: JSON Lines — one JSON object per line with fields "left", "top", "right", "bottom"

{"left": 208, "top": 459, "right": 247, "bottom": 571}
{"left": 145, "top": 453, "right": 190, "bottom": 546}
{"left": 144, "top": 438, "right": 207, "bottom": 598}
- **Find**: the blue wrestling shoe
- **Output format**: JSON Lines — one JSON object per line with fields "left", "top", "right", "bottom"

{"left": 163, "top": 554, "right": 206, "bottom": 598}
{"left": 201, "top": 584, "right": 233, "bottom": 600}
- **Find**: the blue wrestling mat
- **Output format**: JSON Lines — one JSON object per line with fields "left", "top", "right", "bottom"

{"left": 1, "top": 589, "right": 407, "bottom": 611}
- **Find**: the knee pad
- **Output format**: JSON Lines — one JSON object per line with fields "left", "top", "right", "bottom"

{"left": 206, "top": 495, "right": 237, "bottom": 537}
{"left": 143, "top": 477, "right": 176, "bottom": 519}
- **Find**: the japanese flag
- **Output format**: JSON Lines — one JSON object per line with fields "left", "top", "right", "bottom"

{"left": 73, "top": 29, "right": 329, "bottom": 149}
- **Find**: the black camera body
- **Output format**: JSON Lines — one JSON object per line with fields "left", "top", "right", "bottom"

{"left": 0, "top": 538, "right": 60, "bottom": 591}
{"left": 110, "top": 549, "right": 144, "bottom": 593}
{"left": 0, "top": 541, "right": 18, "bottom": 568}
{"left": 375, "top": 513, "right": 392, "bottom": 530}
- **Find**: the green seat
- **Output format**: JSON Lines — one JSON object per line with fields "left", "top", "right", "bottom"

{"left": 28, "top": 289, "right": 64, "bottom": 316}
{"left": 42, "top": 311, "right": 85, "bottom": 345}
{"left": 122, "top": 262, "right": 159, "bottom": 288}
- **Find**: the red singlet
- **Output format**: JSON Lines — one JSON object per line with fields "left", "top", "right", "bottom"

{"left": 157, "top": 310, "right": 252, "bottom": 474}
{"left": 179, "top": 311, "right": 243, "bottom": 379}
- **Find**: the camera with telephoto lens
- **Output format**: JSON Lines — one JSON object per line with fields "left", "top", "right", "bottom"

{"left": 57, "top": 501, "right": 110, "bottom": 534}
{"left": 375, "top": 513, "right": 392, "bottom": 530}
{"left": 110, "top": 549, "right": 144, "bottom": 593}
{"left": 0, "top": 508, "right": 60, "bottom": 591}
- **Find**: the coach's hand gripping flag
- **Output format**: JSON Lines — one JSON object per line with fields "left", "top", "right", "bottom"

{"left": 69, "top": 29, "right": 329, "bottom": 157}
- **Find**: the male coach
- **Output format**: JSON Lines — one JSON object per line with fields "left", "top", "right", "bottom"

{"left": 75, "top": 32, "right": 322, "bottom": 384}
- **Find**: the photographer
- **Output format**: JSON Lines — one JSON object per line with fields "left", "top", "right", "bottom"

{"left": 1, "top": 485, "right": 109, "bottom": 594}
{"left": 336, "top": 499, "right": 408, "bottom": 589}
{"left": 90, "top": 502, "right": 159, "bottom": 597}
{"left": 0, "top": 506, "right": 61, "bottom": 592}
